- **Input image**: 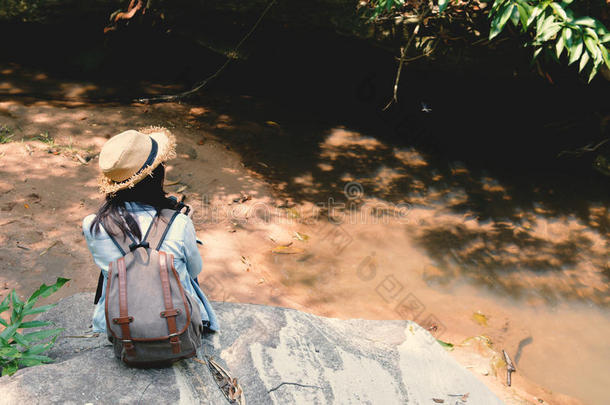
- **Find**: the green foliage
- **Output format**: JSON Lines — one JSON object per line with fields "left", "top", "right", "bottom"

{"left": 436, "top": 338, "right": 455, "bottom": 350}
{"left": 489, "top": 0, "right": 610, "bottom": 81}
{"left": 438, "top": 0, "right": 451, "bottom": 14}
{"left": 0, "top": 125, "right": 14, "bottom": 144}
{"left": 368, "top": 0, "right": 455, "bottom": 19}
{"left": 368, "top": 0, "right": 405, "bottom": 19}
{"left": 367, "top": 0, "right": 609, "bottom": 82}
{"left": 32, "top": 131, "right": 55, "bottom": 146}
{"left": 0, "top": 278, "right": 69, "bottom": 377}
{"left": 593, "top": 154, "right": 610, "bottom": 176}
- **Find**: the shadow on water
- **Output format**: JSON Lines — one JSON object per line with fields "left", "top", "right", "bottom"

{"left": 188, "top": 26, "right": 610, "bottom": 306}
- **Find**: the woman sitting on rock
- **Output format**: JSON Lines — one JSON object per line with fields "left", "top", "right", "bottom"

{"left": 82, "top": 127, "right": 218, "bottom": 350}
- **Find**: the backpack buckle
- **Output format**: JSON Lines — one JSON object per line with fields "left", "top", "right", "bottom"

{"left": 129, "top": 241, "right": 150, "bottom": 252}
{"left": 168, "top": 333, "right": 181, "bottom": 353}
{"left": 121, "top": 339, "right": 136, "bottom": 357}
{"left": 160, "top": 308, "right": 181, "bottom": 318}
{"left": 113, "top": 316, "right": 134, "bottom": 325}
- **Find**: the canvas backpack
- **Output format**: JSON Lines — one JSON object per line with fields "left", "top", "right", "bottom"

{"left": 101, "top": 208, "right": 203, "bottom": 367}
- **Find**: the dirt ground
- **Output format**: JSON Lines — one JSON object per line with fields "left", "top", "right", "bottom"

{"left": 1, "top": 65, "right": 609, "bottom": 405}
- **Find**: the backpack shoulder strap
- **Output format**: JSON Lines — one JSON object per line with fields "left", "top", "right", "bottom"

{"left": 93, "top": 270, "right": 105, "bottom": 305}
{"left": 143, "top": 209, "right": 181, "bottom": 251}
{"left": 103, "top": 222, "right": 135, "bottom": 256}
{"left": 92, "top": 218, "right": 135, "bottom": 305}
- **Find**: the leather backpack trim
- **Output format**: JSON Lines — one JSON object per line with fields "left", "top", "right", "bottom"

{"left": 105, "top": 252, "right": 193, "bottom": 343}
{"left": 159, "top": 251, "right": 181, "bottom": 354}
{"left": 116, "top": 257, "right": 136, "bottom": 356}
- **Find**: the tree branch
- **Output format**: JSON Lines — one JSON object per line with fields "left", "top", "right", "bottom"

{"left": 268, "top": 382, "right": 321, "bottom": 393}
{"left": 383, "top": 8, "right": 430, "bottom": 111}
{"left": 135, "top": 0, "right": 277, "bottom": 104}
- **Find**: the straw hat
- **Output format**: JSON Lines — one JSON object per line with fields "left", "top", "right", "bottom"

{"left": 98, "top": 126, "right": 176, "bottom": 194}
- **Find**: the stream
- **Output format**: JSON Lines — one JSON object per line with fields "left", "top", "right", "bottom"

{"left": 1, "top": 20, "right": 609, "bottom": 404}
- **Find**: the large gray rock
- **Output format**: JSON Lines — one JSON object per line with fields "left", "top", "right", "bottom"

{"left": 0, "top": 293, "right": 503, "bottom": 404}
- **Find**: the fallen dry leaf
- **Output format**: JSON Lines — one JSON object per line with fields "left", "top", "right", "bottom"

{"left": 75, "top": 154, "right": 88, "bottom": 164}
{"left": 272, "top": 246, "right": 305, "bottom": 254}
{"left": 472, "top": 312, "right": 489, "bottom": 326}
{"left": 294, "top": 231, "right": 310, "bottom": 241}
{"left": 286, "top": 208, "right": 300, "bottom": 218}
{"left": 232, "top": 194, "right": 251, "bottom": 204}
{"left": 40, "top": 241, "right": 59, "bottom": 256}
{"left": 240, "top": 256, "right": 252, "bottom": 271}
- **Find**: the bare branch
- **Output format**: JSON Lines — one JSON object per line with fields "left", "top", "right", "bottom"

{"left": 135, "top": 0, "right": 277, "bottom": 104}
{"left": 383, "top": 8, "right": 430, "bottom": 111}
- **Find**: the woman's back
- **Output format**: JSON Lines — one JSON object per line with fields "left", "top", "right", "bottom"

{"left": 83, "top": 203, "right": 218, "bottom": 333}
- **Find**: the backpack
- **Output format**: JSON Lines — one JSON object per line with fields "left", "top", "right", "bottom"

{"left": 101, "top": 208, "right": 203, "bottom": 367}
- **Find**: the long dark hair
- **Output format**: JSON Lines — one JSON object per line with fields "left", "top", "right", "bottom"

{"left": 90, "top": 164, "right": 176, "bottom": 241}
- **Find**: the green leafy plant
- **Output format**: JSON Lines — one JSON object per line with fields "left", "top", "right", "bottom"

{"left": 489, "top": 0, "right": 610, "bottom": 81}
{"left": 0, "top": 125, "right": 14, "bottom": 144}
{"left": 0, "top": 278, "right": 69, "bottom": 377}
{"left": 367, "top": 0, "right": 453, "bottom": 19}
{"left": 32, "top": 131, "right": 55, "bottom": 147}
{"left": 369, "top": 0, "right": 404, "bottom": 19}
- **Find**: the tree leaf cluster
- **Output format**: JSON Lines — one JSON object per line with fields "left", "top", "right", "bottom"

{"left": 366, "top": 0, "right": 610, "bottom": 82}
{"left": 489, "top": 0, "right": 610, "bottom": 82}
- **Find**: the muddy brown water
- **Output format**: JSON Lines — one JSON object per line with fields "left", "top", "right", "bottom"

{"left": 1, "top": 21, "right": 609, "bottom": 403}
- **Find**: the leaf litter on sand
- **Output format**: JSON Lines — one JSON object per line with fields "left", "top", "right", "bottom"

{"left": 472, "top": 311, "right": 488, "bottom": 326}
{"left": 271, "top": 246, "right": 305, "bottom": 254}
{"left": 74, "top": 154, "right": 88, "bottom": 164}
{"left": 293, "top": 232, "right": 309, "bottom": 241}
{"left": 436, "top": 339, "right": 454, "bottom": 351}
{"left": 268, "top": 236, "right": 292, "bottom": 247}
{"left": 232, "top": 194, "right": 251, "bottom": 204}
{"left": 39, "top": 241, "right": 59, "bottom": 256}
{"left": 240, "top": 256, "right": 252, "bottom": 272}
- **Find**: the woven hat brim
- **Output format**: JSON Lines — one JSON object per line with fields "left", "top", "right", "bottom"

{"left": 98, "top": 126, "right": 176, "bottom": 194}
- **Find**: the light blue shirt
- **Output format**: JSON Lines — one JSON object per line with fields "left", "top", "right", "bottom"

{"left": 82, "top": 202, "right": 218, "bottom": 333}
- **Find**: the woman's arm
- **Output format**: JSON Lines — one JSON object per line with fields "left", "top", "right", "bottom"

{"left": 182, "top": 216, "right": 203, "bottom": 279}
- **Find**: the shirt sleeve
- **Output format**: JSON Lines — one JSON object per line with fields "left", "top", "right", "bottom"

{"left": 182, "top": 216, "right": 203, "bottom": 278}
{"left": 82, "top": 214, "right": 118, "bottom": 276}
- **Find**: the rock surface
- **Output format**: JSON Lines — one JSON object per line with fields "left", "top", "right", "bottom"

{"left": 0, "top": 293, "right": 504, "bottom": 404}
